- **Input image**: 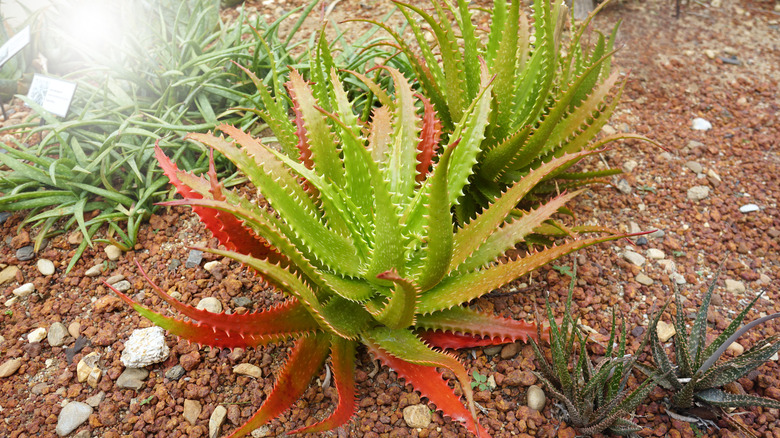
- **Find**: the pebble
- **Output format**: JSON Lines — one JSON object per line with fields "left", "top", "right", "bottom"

{"left": 685, "top": 161, "right": 703, "bottom": 174}
{"left": 483, "top": 345, "right": 502, "bottom": 356}
{"left": 48, "top": 322, "right": 69, "bottom": 347}
{"left": 670, "top": 272, "right": 687, "bottom": 285}
{"left": 251, "top": 426, "right": 272, "bottom": 437}
{"left": 500, "top": 342, "right": 520, "bottom": 359}
{"left": 111, "top": 280, "right": 132, "bottom": 292}
{"left": 68, "top": 321, "right": 81, "bottom": 338}
{"left": 16, "top": 245, "right": 35, "bottom": 261}
{"left": 13, "top": 282, "right": 35, "bottom": 297}
{"left": 168, "top": 258, "right": 182, "bottom": 272}
{"left": 28, "top": 327, "right": 47, "bottom": 343}
{"left": 87, "top": 367, "right": 102, "bottom": 388}
{"left": 0, "top": 358, "right": 23, "bottom": 378}
{"left": 657, "top": 151, "right": 672, "bottom": 162}
{"left": 0, "top": 211, "right": 10, "bottom": 225}
{"left": 183, "top": 399, "right": 202, "bottom": 425}
{"left": 5, "top": 296, "right": 17, "bottom": 307}
{"left": 77, "top": 352, "right": 100, "bottom": 383}
{"left": 687, "top": 185, "right": 710, "bottom": 201}
{"left": 67, "top": 231, "right": 84, "bottom": 245}
{"left": 166, "top": 364, "right": 186, "bottom": 380}
{"left": 635, "top": 236, "right": 648, "bottom": 246}
{"left": 601, "top": 124, "right": 617, "bottom": 135}
{"left": 232, "top": 296, "right": 253, "bottom": 308}
{"left": 692, "top": 117, "right": 712, "bottom": 131}
{"left": 657, "top": 320, "right": 676, "bottom": 342}
{"left": 209, "top": 405, "right": 228, "bottom": 438}
{"left": 85, "top": 264, "right": 103, "bottom": 277}
{"left": 657, "top": 259, "right": 677, "bottom": 273}
{"left": 622, "top": 160, "right": 638, "bottom": 173}
{"left": 56, "top": 401, "right": 93, "bottom": 436}
{"left": 116, "top": 367, "right": 150, "bottom": 390}
{"left": 706, "top": 168, "right": 721, "bottom": 182}
{"left": 649, "top": 229, "right": 665, "bottom": 239}
{"left": 233, "top": 363, "right": 263, "bottom": 379}
{"left": 403, "top": 403, "right": 432, "bottom": 428}
{"left": 727, "top": 342, "right": 744, "bottom": 356}
{"left": 204, "top": 260, "right": 221, "bottom": 273}
{"left": 725, "top": 279, "right": 746, "bottom": 294}
{"left": 636, "top": 273, "right": 654, "bottom": 286}
{"left": 527, "top": 385, "right": 546, "bottom": 411}
{"left": 197, "top": 297, "right": 223, "bottom": 314}
{"left": 85, "top": 391, "right": 105, "bottom": 407}
{"left": 186, "top": 249, "right": 204, "bottom": 268}
{"left": 37, "top": 259, "right": 55, "bottom": 276}
{"left": 646, "top": 248, "right": 665, "bottom": 260}
{"left": 739, "top": 204, "right": 759, "bottom": 213}
{"left": 759, "top": 274, "right": 771, "bottom": 285}
{"left": 0, "top": 265, "right": 20, "bottom": 284}
{"left": 622, "top": 250, "right": 646, "bottom": 267}
{"left": 615, "top": 178, "right": 632, "bottom": 194}
{"left": 121, "top": 326, "right": 170, "bottom": 368}
{"left": 104, "top": 244, "right": 122, "bottom": 261}
{"left": 106, "top": 274, "right": 125, "bottom": 285}
{"left": 704, "top": 49, "right": 717, "bottom": 59}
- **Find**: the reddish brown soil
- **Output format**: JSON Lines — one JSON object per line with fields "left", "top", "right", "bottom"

{"left": 1, "top": 0, "right": 779, "bottom": 437}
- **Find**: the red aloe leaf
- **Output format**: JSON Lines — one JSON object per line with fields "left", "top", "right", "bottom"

{"left": 154, "top": 144, "right": 279, "bottom": 261}
{"left": 415, "top": 92, "right": 442, "bottom": 183}
{"left": 286, "top": 77, "right": 314, "bottom": 170}
{"left": 365, "top": 341, "right": 492, "bottom": 438}
{"left": 415, "top": 306, "right": 548, "bottom": 348}
{"left": 133, "top": 261, "right": 319, "bottom": 338}
{"left": 227, "top": 333, "right": 331, "bottom": 438}
{"left": 290, "top": 338, "right": 358, "bottom": 434}
{"left": 417, "top": 331, "right": 501, "bottom": 349}
{"left": 107, "top": 284, "right": 304, "bottom": 349}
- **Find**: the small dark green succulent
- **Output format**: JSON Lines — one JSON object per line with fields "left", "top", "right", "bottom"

{"left": 531, "top": 264, "right": 657, "bottom": 436}
{"left": 640, "top": 268, "right": 780, "bottom": 413}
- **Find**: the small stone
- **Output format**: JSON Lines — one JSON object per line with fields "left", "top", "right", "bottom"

{"left": 56, "top": 401, "right": 93, "bottom": 436}
{"left": 28, "top": 327, "right": 47, "bottom": 343}
{"left": 687, "top": 185, "right": 710, "bottom": 201}
{"left": 704, "top": 49, "right": 717, "bottom": 59}
{"left": 196, "top": 297, "right": 223, "bottom": 314}
{"left": 649, "top": 229, "right": 665, "bottom": 239}
{"left": 685, "top": 161, "right": 703, "bottom": 174}
{"left": 105, "top": 274, "right": 125, "bottom": 285}
{"left": 209, "top": 405, "right": 228, "bottom": 438}
{"left": 646, "top": 248, "right": 665, "bottom": 260}
{"left": 657, "top": 152, "right": 672, "bottom": 162}
{"left": 204, "top": 260, "right": 221, "bottom": 273}
{"left": 85, "top": 391, "right": 105, "bottom": 407}
{"left": 121, "top": 326, "right": 170, "bottom": 368}
{"left": 622, "top": 160, "right": 638, "bottom": 173}
{"left": 635, "top": 273, "right": 654, "bottom": 286}
{"left": 739, "top": 204, "right": 760, "bottom": 213}
{"left": 85, "top": 264, "right": 103, "bottom": 277}
{"left": 500, "top": 342, "right": 520, "bottom": 359}
{"left": 483, "top": 345, "right": 502, "bottom": 356}
{"left": 16, "top": 245, "right": 35, "bottom": 261}
{"left": 77, "top": 352, "right": 100, "bottom": 383}
{"left": 601, "top": 124, "right": 617, "bottom": 135}
{"left": 725, "top": 279, "right": 746, "bottom": 294}
{"left": 0, "top": 211, "right": 10, "bottom": 225}
{"left": 657, "top": 320, "right": 676, "bottom": 342}
{"left": 0, "top": 265, "right": 20, "bottom": 284}
{"left": 111, "top": 280, "right": 132, "bottom": 292}
{"left": 105, "top": 245, "right": 123, "bottom": 260}
{"left": 635, "top": 236, "right": 648, "bottom": 246}
{"left": 186, "top": 250, "right": 204, "bottom": 268}
{"left": 706, "top": 168, "right": 721, "bottom": 182}
{"left": 233, "top": 363, "right": 263, "bottom": 379}
{"left": 232, "top": 296, "right": 253, "bottom": 308}
{"left": 0, "top": 358, "right": 22, "bottom": 378}
{"left": 726, "top": 342, "right": 744, "bottom": 356}
{"left": 4, "top": 296, "right": 17, "bottom": 307}
{"left": 165, "top": 365, "right": 186, "bottom": 380}
{"left": 657, "top": 259, "right": 677, "bottom": 273}
{"left": 527, "top": 385, "right": 546, "bottom": 411}
{"left": 759, "top": 274, "right": 771, "bottom": 285}
{"left": 622, "top": 250, "right": 646, "bottom": 267}
{"left": 68, "top": 321, "right": 81, "bottom": 339}
{"left": 13, "top": 282, "right": 35, "bottom": 297}
{"left": 67, "top": 231, "right": 84, "bottom": 245}
{"left": 615, "top": 178, "right": 632, "bottom": 194}
{"left": 87, "top": 367, "right": 102, "bottom": 388}
{"left": 403, "top": 404, "right": 432, "bottom": 428}
{"left": 117, "top": 367, "right": 149, "bottom": 390}
{"left": 670, "top": 272, "right": 687, "bottom": 285}
{"left": 48, "top": 322, "right": 69, "bottom": 347}
{"left": 37, "top": 259, "right": 55, "bottom": 276}
{"left": 251, "top": 426, "right": 272, "bottom": 437}
{"left": 183, "top": 399, "right": 202, "bottom": 425}
{"left": 692, "top": 117, "right": 712, "bottom": 131}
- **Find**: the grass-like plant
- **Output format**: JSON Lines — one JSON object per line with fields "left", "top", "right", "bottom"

{"left": 531, "top": 264, "right": 657, "bottom": 436}
{"left": 639, "top": 268, "right": 780, "bottom": 413}
{"left": 108, "top": 60, "right": 632, "bottom": 437}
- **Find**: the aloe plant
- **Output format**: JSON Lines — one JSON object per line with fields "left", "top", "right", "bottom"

{"left": 362, "top": 0, "right": 652, "bottom": 226}
{"left": 107, "top": 62, "right": 633, "bottom": 437}
{"left": 531, "top": 263, "right": 657, "bottom": 436}
{"left": 639, "top": 268, "right": 780, "bottom": 413}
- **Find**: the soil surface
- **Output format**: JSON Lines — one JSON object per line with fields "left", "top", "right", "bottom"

{"left": 1, "top": 0, "right": 779, "bottom": 437}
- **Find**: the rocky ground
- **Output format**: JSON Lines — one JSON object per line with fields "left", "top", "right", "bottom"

{"left": 1, "top": 0, "right": 779, "bottom": 437}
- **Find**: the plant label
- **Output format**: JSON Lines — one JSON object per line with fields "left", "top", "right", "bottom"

{"left": 26, "top": 74, "right": 77, "bottom": 117}
{"left": 0, "top": 26, "right": 30, "bottom": 68}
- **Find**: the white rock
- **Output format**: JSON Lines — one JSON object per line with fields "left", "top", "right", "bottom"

{"left": 106, "top": 274, "right": 125, "bottom": 285}
{"left": 4, "top": 297, "right": 17, "bottom": 307}
{"left": 104, "top": 244, "right": 122, "bottom": 261}
{"left": 687, "top": 185, "right": 710, "bottom": 201}
{"left": 692, "top": 117, "right": 712, "bottom": 131}
{"left": 527, "top": 385, "right": 546, "bottom": 411}
{"left": 112, "top": 280, "right": 132, "bottom": 292}
{"left": 685, "top": 161, "right": 703, "bottom": 174}
{"left": 183, "top": 399, "right": 202, "bottom": 425}
{"left": 204, "top": 261, "right": 221, "bottom": 273}
{"left": 706, "top": 168, "right": 721, "bottom": 182}
{"left": 646, "top": 248, "right": 666, "bottom": 260}
{"left": 209, "top": 405, "right": 228, "bottom": 438}
{"left": 657, "top": 320, "right": 676, "bottom": 342}
{"left": 85, "top": 264, "right": 103, "bottom": 277}
{"left": 725, "top": 279, "right": 746, "bottom": 294}
{"left": 196, "top": 297, "right": 223, "bottom": 314}
{"left": 28, "top": 327, "right": 47, "bottom": 343}
{"left": 13, "top": 282, "right": 35, "bottom": 297}
{"left": 670, "top": 272, "right": 687, "bottom": 285}
{"left": 726, "top": 342, "right": 744, "bottom": 356}
{"left": 602, "top": 124, "right": 617, "bottom": 135}
{"left": 704, "top": 49, "right": 717, "bottom": 59}
{"left": 657, "top": 259, "right": 677, "bottom": 273}
{"left": 622, "top": 160, "right": 638, "bottom": 173}
{"left": 233, "top": 363, "right": 263, "bottom": 379}
{"left": 739, "top": 204, "right": 760, "bottom": 213}
{"left": 56, "top": 401, "right": 93, "bottom": 436}
{"left": 636, "top": 273, "right": 654, "bottom": 286}
{"left": 251, "top": 426, "right": 272, "bottom": 437}
{"left": 121, "top": 326, "right": 170, "bottom": 368}
{"left": 622, "top": 250, "right": 646, "bottom": 267}
{"left": 77, "top": 352, "right": 100, "bottom": 383}
{"left": 37, "top": 259, "right": 55, "bottom": 276}
{"left": 403, "top": 404, "right": 432, "bottom": 428}
{"left": 48, "top": 322, "right": 69, "bottom": 347}
{"left": 0, "top": 358, "right": 23, "bottom": 378}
